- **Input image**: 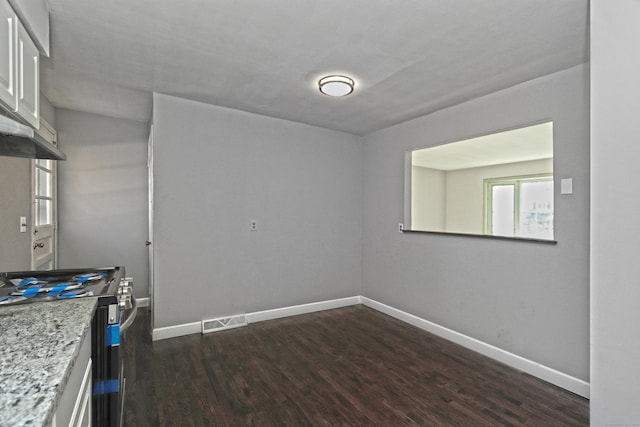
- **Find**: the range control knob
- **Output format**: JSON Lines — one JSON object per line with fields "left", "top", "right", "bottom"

{"left": 118, "top": 286, "right": 131, "bottom": 295}
{"left": 118, "top": 296, "right": 133, "bottom": 310}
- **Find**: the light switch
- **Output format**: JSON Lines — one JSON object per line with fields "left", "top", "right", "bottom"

{"left": 561, "top": 178, "right": 573, "bottom": 195}
{"left": 19, "top": 216, "right": 27, "bottom": 233}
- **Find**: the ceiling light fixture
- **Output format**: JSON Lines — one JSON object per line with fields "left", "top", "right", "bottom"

{"left": 318, "top": 75, "right": 355, "bottom": 97}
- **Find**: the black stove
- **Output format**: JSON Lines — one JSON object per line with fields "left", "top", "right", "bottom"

{"left": 0, "top": 267, "right": 122, "bottom": 305}
{"left": 0, "top": 266, "right": 136, "bottom": 427}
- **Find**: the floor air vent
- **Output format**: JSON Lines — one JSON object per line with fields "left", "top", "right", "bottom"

{"left": 202, "top": 314, "right": 247, "bottom": 334}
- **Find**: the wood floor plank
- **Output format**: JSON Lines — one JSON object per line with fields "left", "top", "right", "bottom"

{"left": 122, "top": 305, "right": 588, "bottom": 426}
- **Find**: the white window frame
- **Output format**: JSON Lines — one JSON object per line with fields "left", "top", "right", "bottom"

{"left": 484, "top": 173, "right": 554, "bottom": 239}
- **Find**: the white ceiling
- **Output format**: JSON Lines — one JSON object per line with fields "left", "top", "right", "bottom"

{"left": 412, "top": 121, "right": 553, "bottom": 171}
{"left": 40, "top": 0, "right": 589, "bottom": 136}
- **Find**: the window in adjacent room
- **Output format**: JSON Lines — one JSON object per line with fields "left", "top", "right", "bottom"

{"left": 485, "top": 174, "right": 553, "bottom": 239}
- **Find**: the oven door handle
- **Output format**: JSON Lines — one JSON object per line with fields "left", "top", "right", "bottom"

{"left": 120, "top": 294, "right": 138, "bottom": 333}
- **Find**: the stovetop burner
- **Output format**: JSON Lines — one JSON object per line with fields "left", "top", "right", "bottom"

{"left": 0, "top": 267, "right": 122, "bottom": 306}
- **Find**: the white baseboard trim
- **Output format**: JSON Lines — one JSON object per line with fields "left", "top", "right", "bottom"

{"left": 151, "top": 296, "right": 361, "bottom": 342}
{"left": 136, "top": 297, "right": 150, "bottom": 308}
{"left": 361, "top": 297, "right": 590, "bottom": 399}
{"left": 246, "top": 296, "right": 361, "bottom": 324}
{"left": 152, "top": 321, "right": 201, "bottom": 341}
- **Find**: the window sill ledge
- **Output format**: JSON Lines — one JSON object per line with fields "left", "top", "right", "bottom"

{"left": 402, "top": 229, "right": 557, "bottom": 245}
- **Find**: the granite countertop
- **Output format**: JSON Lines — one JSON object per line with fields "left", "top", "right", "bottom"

{"left": 0, "top": 298, "right": 97, "bottom": 427}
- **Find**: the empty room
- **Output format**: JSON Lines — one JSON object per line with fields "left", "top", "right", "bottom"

{"left": 1, "top": 1, "right": 638, "bottom": 426}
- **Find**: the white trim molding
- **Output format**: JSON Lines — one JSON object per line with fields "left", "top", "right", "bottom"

{"left": 152, "top": 320, "right": 201, "bottom": 341}
{"left": 151, "top": 296, "right": 361, "bottom": 342}
{"left": 136, "top": 297, "right": 150, "bottom": 308}
{"left": 246, "top": 296, "right": 361, "bottom": 324}
{"left": 361, "top": 297, "right": 590, "bottom": 399}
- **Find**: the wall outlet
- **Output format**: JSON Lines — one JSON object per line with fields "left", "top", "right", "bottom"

{"left": 560, "top": 178, "right": 573, "bottom": 195}
{"left": 250, "top": 220, "right": 257, "bottom": 231}
{"left": 399, "top": 223, "right": 404, "bottom": 233}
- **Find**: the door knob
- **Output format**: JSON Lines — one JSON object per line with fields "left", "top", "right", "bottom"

{"left": 33, "top": 242, "right": 45, "bottom": 249}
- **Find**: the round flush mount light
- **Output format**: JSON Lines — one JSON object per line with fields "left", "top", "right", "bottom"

{"left": 318, "top": 75, "right": 355, "bottom": 97}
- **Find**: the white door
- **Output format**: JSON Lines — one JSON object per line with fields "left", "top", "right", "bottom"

{"left": 31, "top": 158, "right": 56, "bottom": 270}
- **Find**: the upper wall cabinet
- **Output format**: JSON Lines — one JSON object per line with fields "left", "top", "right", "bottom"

{"left": 16, "top": 18, "right": 39, "bottom": 128}
{"left": 0, "top": 0, "right": 17, "bottom": 110}
{"left": 7, "top": 0, "right": 49, "bottom": 57}
{"left": 0, "top": 0, "right": 39, "bottom": 129}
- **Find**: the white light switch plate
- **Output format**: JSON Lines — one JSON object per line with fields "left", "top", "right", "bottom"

{"left": 561, "top": 178, "right": 573, "bottom": 195}
{"left": 19, "top": 216, "right": 27, "bottom": 232}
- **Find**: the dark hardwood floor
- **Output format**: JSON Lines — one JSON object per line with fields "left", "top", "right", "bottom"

{"left": 122, "top": 305, "right": 588, "bottom": 426}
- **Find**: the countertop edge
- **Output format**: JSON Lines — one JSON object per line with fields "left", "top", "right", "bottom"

{"left": 42, "top": 306, "right": 95, "bottom": 426}
{"left": 0, "top": 298, "right": 98, "bottom": 427}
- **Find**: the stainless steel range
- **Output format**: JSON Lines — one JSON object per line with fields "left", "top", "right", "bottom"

{"left": 0, "top": 266, "right": 136, "bottom": 427}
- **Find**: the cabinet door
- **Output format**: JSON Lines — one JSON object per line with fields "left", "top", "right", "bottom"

{"left": 71, "top": 358, "right": 92, "bottom": 427}
{"left": 53, "top": 333, "right": 91, "bottom": 427}
{"left": 16, "top": 18, "right": 38, "bottom": 129}
{"left": 0, "top": 0, "right": 17, "bottom": 110}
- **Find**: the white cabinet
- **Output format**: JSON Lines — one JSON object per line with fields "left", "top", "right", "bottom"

{"left": 51, "top": 331, "right": 92, "bottom": 427}
{"left": 16, "top": 16, "right": 39, "bottom": 128}
{"left": 0, "top": 0, "right": 39, "bottom": 129}
{"left": 7, "top": 0, "right": 50, "bottom": 57}
{"left": 0, "top": 0, "right": 17, "bottom": 110}
{"left": 69, "top": 357, "right": 92, "bottom": 427}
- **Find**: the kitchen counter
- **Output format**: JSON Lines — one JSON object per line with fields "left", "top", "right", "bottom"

{"left": 0, "top": 298, "right": 97, "bottom": 427}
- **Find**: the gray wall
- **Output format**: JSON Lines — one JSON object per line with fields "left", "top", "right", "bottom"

{"left": 40, "top": 93, "right": 56, "bottom": 127}
{"left": 152, "top": 93, "right": 362, "bottom": 328}
{"left": 411, "top": 166, "right": 445, "bottom": 231}
{"left": 56, "top": 109, "right": 149, "bottom": 298}
{"left": 591, "top": 0, "right": 640, "bottom": 423}
{"left": 362, "top": 65, "right": 590, "bottom": 380}
{"left": 0, "top": 156, "right": 32, "bottom": 271}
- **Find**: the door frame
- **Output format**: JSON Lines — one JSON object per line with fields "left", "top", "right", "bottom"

{"left": 147, "top": 124, "right": 154, "bottom": 329}
{"left": 30, "top": 158, "right": 57, "bottom": 270}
